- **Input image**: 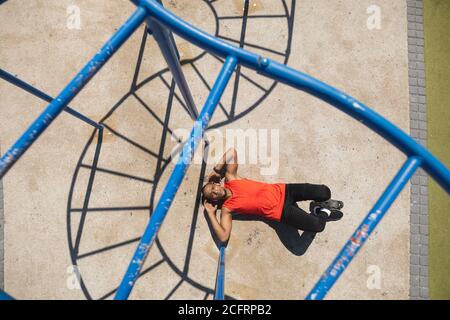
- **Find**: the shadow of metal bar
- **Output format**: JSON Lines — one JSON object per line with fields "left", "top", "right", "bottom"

{"left": 73, "top": 128, "right": 104, "bottom": 256}
{"left": 77, "top": 237, "right": 141, "bottom": 260}
{"left": 98, "top": 258, "right": 165, "bottom": 300}
{"left": 0, "top": 69, "right": 102, "bottom": 129}
{"left": 182, "top": 141, "right": 209, "bottom": 275}
{"left": 80, "top": 164, "right": 154, "bottom": 184}
{"left": 102, "top": 124, "right": 164, "bottom": 161}
{"left": 70, "top": 206, "right": 151, "bottom": 213}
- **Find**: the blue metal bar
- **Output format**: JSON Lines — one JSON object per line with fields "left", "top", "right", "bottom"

{"left": 306, "top": 156, "right": 423, "bottom": 300}
{"left": 0, "top": 289, "right": 14, "bottom": 300}
{"left": 214, "top": 246, "right": 226, "bottom": 300}
{"left": 0, "top": 69, "right": 102, "bottom": 129}
{"left": 114, "top": 55, "right": 237, "bottom": 300}
{"left": 155, "top": 0, "right": 181, "bottom": 60}
{"left": 146, "top": 17, "right": 198, "bottom": 119}
{"left": 0, "top": 7, "right": 147, "bottom": 179}
{"left": 131, "top": 0, "right": 259, "bottom": 66}
{"left": 132, "top": 0, "right": 450, "bottom": 195}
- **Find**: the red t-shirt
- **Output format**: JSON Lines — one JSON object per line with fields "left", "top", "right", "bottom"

{"left": 222, "top": 179, "right": 286, "bottom": 222}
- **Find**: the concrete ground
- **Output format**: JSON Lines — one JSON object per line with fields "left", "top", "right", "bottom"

{"left": 0, "top": 0, "right": 411, "bottom": 299}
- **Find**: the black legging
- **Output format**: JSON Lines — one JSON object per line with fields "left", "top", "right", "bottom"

{"left": 280, "top": 184, "right": 331, "bottom": 233}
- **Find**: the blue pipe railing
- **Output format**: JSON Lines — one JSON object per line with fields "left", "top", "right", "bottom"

{"left": 0, "top": 0, "right": 448, "bottom": 299}
{"left": 306, "top": 156, "right": 423, "bottom": 299}
{"left": 0, "top": 7, "right": 147, "bottom": 179}
{"left": 146, "top": 17, "right": 198, "bottom": 119}
{"left": 132, "top": 0, "right": 450, "bottom": 195}
{"left": 214, "top": 246, "right": 226, "bottom": 300}
{"left": 0, "top": 69, "right": 102, "bottom": 129}
{"left": 0, "top": 289, "right": 14, "bottom": 300}
{"left": 114, "top": 55, "right": 237, "bottom": 299}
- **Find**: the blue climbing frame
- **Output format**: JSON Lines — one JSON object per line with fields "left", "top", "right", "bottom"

{"left": 0, "top": 289, "right": 14, "bottom": 300}
{"left": 214, "top": 246, "right": 226, "bottom": 300}
{"left": 0, "top": 0, "right": 448, "bottom": 300}
{"left": 0, "top": 69, "right": 102, "bottom": 130}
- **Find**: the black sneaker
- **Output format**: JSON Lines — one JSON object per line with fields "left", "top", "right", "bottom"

{"left": 309, "top": 199, "right": 344, "bottom": 213}
{"left": 325, "top": 209, "right": 343, "bottom": 222}
{"left": 310, "top": 205, "right": 344, "bottom": 222}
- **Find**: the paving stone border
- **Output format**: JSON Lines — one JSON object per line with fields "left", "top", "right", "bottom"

{"left": 407, "top": 0, "right": 429, "bottom": 300}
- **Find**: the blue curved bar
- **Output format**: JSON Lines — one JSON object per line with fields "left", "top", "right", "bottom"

{"left": 0, "top": 290, "right": 14, "bottom": 300}
{"left": 132, "top": 0, "right": 450, "bottom": 194}
{"left": 214, "top": 246, "right": 226, "bottom": 300}
{"left": 306, "top": 156, "right": 423, "bottom": 299}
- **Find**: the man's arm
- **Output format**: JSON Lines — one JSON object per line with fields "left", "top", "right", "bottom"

{"left": 208, "top": 148, "right": 238, "bottom": 182}
{"left": 204, "top": 202, "right": 232, "bottom": 243}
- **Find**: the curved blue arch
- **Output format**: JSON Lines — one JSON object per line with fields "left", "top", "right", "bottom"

{"left": 132, "top": 0, "right": 450, "bottom": 193}
{"left": 0, "top": 0, "right": 448, "bottom": 300}
{"left": 121, "top": 0, "right": 450, "bottom": 300}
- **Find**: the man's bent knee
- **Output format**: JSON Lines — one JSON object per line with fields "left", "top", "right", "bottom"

{"left": 305, "top": 221, "right": 326, "bottom": 233}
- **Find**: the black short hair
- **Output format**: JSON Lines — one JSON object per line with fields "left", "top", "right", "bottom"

{"left": 201, "top": 182, "right": 222, "bottom": 206}
{"left": 201, "top": 182, "right": 212, "bottom": 203}
{"left": 201, "top": 182, "right": 211, "bottom": 194}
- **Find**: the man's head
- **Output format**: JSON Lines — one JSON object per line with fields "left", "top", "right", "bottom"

{"left": 201, "top": 182, "right": 227, "bottom": 203}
